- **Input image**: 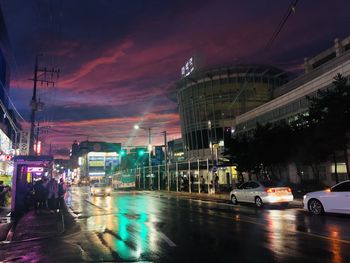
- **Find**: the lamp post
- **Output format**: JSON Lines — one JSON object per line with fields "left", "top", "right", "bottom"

{"left": 208, "top": 120, "right": 215, "bottom": 194}
{"left": 134, "top": 124, "right": 152, "bottom": 189}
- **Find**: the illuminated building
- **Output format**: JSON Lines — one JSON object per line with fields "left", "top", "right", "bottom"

{"left": 173, "top": 36, "right": 350, "bottom": 185}
{"left": 234, "top": 36, "right": 350, "bottom": 185}
{"left": 71, "top": 141, "right": 122, "bottom": 182}
{"left": 175, "top": 64, "right": 289, "bottom": 159}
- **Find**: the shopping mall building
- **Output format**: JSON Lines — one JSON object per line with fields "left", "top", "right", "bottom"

{"left": 174, "top": 36, "right": 350, "bottom": 185}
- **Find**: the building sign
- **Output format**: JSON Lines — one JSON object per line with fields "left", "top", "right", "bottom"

{"left": 86, "top": 153, "right": 120, "bottom": 177}
{"left": 181, "top": 57, "right": 195, "bottom": 78}
{"left": 89, "top": 160, "right": 104, "bottom": 167}
{"left": 28, "top": 167, "right": 44, "bottom": 173}
{"left": 88, "top": 155, "right": 105, "bottom": 176}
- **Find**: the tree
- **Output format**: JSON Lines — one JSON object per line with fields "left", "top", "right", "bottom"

{"left": 225, "top": 133, "right": 254, "bottom": 182}
{"left": 305, "top": 74, "right": 350, "bottom": 180}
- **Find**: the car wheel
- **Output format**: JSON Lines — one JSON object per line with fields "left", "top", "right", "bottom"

{"left": 231, "top": 194, "right": 238, "bottom": 205}
{"left": 255, "top": 196, "right": 263, "bottom": 208}
{"left": 308, "top": 199, "right": 324, "bottom": 215}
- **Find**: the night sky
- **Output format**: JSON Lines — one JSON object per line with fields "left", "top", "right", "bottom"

{"left": 1, "top": 0, "right": 349, "bottom": 157}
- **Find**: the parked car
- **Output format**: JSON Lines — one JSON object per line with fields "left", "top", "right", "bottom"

{"left": 230, "top": 180, "right": 294, "bottom": 207}
{"left": 90, "top": 183, "right": 112, "bottom": 196}
{"left": 303, "top": 180, "right": 350, "bottom": 215}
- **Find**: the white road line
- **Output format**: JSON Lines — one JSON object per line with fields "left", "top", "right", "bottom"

{"left": 68, "top": 206, "right": 79, "bottom": 219}
{"left": 158, "top": 231, "right": 176, "bottom": 247}
{"left": 84, "top": 199, "right": 107, "bottom": 211}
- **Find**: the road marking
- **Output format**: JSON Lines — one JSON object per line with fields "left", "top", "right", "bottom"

{"left": 84, "top": 199, "right": 107, "bottom": 211}
{"left": 147, "top": 192, "right": 350, "bottom": 245}
{"left": 233, "top": 217, "right": 350, "bottom": 244}
{"left": 68, "top": 206, "right": 79, "bottom": 219}
{"left": 158, "top": 231, "right": 176, "bottom": 247}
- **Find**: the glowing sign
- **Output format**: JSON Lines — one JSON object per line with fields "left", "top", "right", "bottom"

{"left": 34, "top": 141, "right": 42, "bottom": 155}
{"left": 28, "top": 167, "right": 44, "bottom": 173}
{"left": 181, "top": 57, "right": 195, "bottom": 78}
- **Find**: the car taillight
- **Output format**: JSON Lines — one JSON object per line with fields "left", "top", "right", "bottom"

{"left": 287, "top": 187, "right": 292, "bottom": 193}
{"left": 265, "top": 188, "right": 275, "bottom": 193}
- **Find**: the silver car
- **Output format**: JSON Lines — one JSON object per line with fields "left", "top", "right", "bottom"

{"left": 90, "top": 183, "right": 112, "bottom": 196}
{"left": 230, "top": 181, "right": 294, "bottom": 207}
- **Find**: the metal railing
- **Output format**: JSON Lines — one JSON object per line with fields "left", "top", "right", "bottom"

{"left": 128, "top": 159, "right": 233, "bottom": 194}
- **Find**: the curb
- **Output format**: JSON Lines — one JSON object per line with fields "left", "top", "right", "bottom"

{"left": 148, "top": 190, "right": 304, "bottom": 207}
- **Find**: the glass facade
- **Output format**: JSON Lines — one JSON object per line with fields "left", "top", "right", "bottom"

{"left": 177, "top": 65, "right": 288, "bottom": 156}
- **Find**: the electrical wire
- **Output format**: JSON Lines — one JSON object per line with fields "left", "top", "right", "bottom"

{"left": 265, "top": 0, "right": 299, "bottom": 51}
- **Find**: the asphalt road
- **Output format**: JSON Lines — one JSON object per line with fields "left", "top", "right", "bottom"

{"left": 2, "top": 186, "right": 350, "bottom": 262}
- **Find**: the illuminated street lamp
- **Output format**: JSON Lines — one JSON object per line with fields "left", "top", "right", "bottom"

{"left": 134, "top": 124, "right": 152, "bottom": 188}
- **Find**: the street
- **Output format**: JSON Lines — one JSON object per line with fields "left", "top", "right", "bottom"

{"left": 1, "top": 186, "right": 350, "bottom": 262}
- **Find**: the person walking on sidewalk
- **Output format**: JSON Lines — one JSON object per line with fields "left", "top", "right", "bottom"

{"left": 34, "top": 179, "right": 45, "bottom": 213}
{"left": 0, "top": 181, "right": 4, "bottom": 206}
{"left": 200, "top": 176, "right": 205, "bottom": 193}
{"left": 42, "top": 177, "right": 49, "bottom": 209}
{"left": 58, "top": 178, "right": 66, "bottom": 211}
{"left": 214, "top": 173, "right": 219, "bottom": 193}
{"left": 48, "top": 178, "right": 58, "bottom": 212}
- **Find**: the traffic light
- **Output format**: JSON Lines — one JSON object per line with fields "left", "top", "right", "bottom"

{"left": 119, "top": 149, "right": 126, "bottom": 156}
{"left": 137, "top": 149, "right": 145, "bottom": 156}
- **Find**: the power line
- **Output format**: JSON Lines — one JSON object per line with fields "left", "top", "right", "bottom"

{"left": 265, "top": 0, "right": 299, "bottom": 51}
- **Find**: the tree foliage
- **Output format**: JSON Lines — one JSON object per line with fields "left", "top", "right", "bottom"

{"left": 225, "top": 74, "right": 350, "bottom": 181}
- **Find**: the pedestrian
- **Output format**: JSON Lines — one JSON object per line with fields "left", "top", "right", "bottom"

{"left": 26, "top": 182, "right": 35, "bottom": 211}
{"left": 58, "top": 178, "right": 67, "bottom": 211}
{"left": 215, "top": 173, "right": 219, "bottom": 193}
{"left": 0, "top": 181, "right": 4, "bottom": 206}
{"left": 210, "top": 180, "right": 214, "bottom": 194}
{"left": 42, "top": 177, "right": 49, "bottom": 209}
{"left": 48, "top": 178, "right": 58, "bottom": 212}
{"left": 180, "top": 176, "right": 184, "bottom": 192}
{"left": 4, "top": 185, "right": 11, "bottom": 206}
{"left": 190, "top": 174, "right": 194, "bottom": 192}
{"left": 200, "top": 175, "right": 205, "bottom": 193}
{"left": 34, "top": 179, "right": 45, "bottom": 213}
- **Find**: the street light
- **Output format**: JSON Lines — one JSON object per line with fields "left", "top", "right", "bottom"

{"left": 134, "top": 124, "right": 152, "bottom": 189}
{"left": 208, "top": 120, "right": 215, "bottom": 194}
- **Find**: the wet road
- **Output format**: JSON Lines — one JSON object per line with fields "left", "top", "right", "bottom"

{"left": 2, "top": 186, "right": 350, "bottom": 262}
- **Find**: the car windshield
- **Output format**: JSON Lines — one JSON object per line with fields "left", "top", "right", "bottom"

{"left": 259, "top": 181, "right": 285, "bottom": 187}
{"left": 94, "top": 183, "right": 107, "bottom": 187}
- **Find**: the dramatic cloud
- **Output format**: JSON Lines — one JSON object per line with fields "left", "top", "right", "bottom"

{"left": 1, "top": 0, "right": 349, "bottom": 158}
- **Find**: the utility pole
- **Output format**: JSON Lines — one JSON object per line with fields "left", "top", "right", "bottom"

{"left": 29, "top": 55, "right": 59, "bottom": 155}
{"left": 162, "top": 131, "right": 168, "bottom": 191}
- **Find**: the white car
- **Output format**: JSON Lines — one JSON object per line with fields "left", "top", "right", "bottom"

{"left": 90, "top": 183, "right": 112, "bottom": 196}
{"left": 303, "top": 180, "right": 350, "bottom": 215}
{"left": 230, "top": 181, "right": 294, "bottom": 207}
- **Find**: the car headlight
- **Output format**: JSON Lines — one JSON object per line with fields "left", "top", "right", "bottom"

{"left": 106, "top": 188, "right": 111, "bottom": 193}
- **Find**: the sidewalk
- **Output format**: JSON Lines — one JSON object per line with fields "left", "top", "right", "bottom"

{"left": 150, "top": 190, "right": 303, "bottom": 207}
{"left": 10, "top": 210, "right": 65, "bottom": 242}
{"left": 0, "top": 206, "right": 11, "bottom": 241}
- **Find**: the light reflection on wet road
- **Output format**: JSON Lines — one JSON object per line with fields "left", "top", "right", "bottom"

{"left": 2, "top": 186, "right": 350, "bottom": 262}
{"left": 64, "top": 186, "right": 350, "bottom": 262}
